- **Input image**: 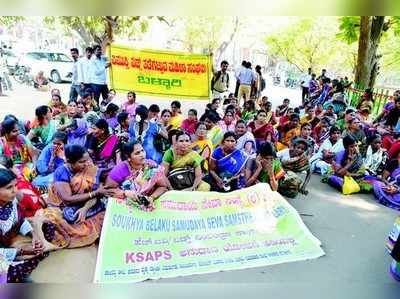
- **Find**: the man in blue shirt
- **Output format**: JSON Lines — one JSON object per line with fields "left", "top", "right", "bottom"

{"left": 90, "top": 45, "right": 111, "bottom": 105}
{"left": 236, "top": 61, "right": 256, "bottom": 105}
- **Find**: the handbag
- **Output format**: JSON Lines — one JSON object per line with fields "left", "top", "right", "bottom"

{"left": 342, "top": 176, "right": 361, "bottom": 195}
{"left": 168, "top": 167, "right": 195, "bottom": 190}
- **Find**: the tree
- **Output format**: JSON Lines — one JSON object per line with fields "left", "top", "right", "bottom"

{"left": 264, "top": 17, "right": 354, "bottom": 75}
{"left": 174, "top": 17, "right": 241, "bottom": 65}
{"left": 338, "top": 16, "right": 400, "bottom": 88}
{"left": 43, "top": 16, "right": 169, "bottom": 48}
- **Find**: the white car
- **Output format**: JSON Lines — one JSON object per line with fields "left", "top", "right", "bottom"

{"left": 19, "top": 51, "right": 74, "bottom": 83}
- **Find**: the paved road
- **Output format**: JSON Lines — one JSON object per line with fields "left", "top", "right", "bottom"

{"left": 31, "top": 176, "right": 400, "bottom": 296}
{"left": 2, "top": 81, "right": 400, "bottom": 295}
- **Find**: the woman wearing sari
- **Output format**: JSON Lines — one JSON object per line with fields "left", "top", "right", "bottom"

{"left": 313, "top": 116, "right": 331, "bottom": 146}
{"left": 204, "top": 111, "right": 223, "bottom": 149}
{"left": 0, "top": 169, "right": 50, "bottom": 283}
{"left": 129, "top": 105, "right": 164, "bottom": 164}
{"left": 310, "top": 126, "right": 344, "bottom": 175}
{"left": 56, "top": 100, "right": 78, "bottom": 132}
{"left": 209, "top": 132, "right": 249, "bottom": 192}
{"left": 106, "top": 141, "right": 168, "bottom": 207}
{"left": 0, "top": 118, "right": 37, "bottom": 181}
{"left": 27, "top": 105, "right": 56, "bottom": 150}
{"left": 40, "top": 144, "right": 114, "bottom": 249}
{"left": 162, "top": 131, "right": 210, "bottom": 191}
{"left": 32, "top": 132, "right": 67, "bottom": 189}
{"left": 246, "top": 141, "right": 285, "bottom": 191}
{"left": 241, "top": 100, "right": 257, "bottom": 123}
{"left": 248, "top": 110, "right": 276, "bottom": 148}
{"left": 191, "top": 122, "right": 213, "bottom": 172}
{"left": 327, "top": 135, "right": 372, "bottom": 193}
{"left": 235, "top": 120, "right": 256, "bottom": 158}
{"left": 85, "top": 119, "right": 119, "bottom": 178}
{"left": 261, "top": 101, "right": 277, "bottom": 126}
{"left": 373, "top": 155, "right": 400, "bottom": 211}
{"left": 168, "top": 101, "right": 184, "bottom": 130}
{"left": 276, "top": 113, "right": 301, "bottom": 151}
{"left": 343, "top": 118, "right": 367, "bottom": 155}
{"left": 277, "top": 138, "right": 311, "bottom": 197}
{"left": 67, "top": 118, "right": 88, "bottom": 147}
{"left": 0, "top": 156, "right": 45, "bottom": 219}
{"left": 218, "top": 110, "right": 236, "bottom": 133}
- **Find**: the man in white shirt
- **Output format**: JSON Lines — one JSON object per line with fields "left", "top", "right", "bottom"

{"left": 89, "top": 44, "right": 111, "bottom": 105}
{"left": 77, "top": 46, "right": 93, "bottom": 96}
{"left": 236, "top": 61, "right": 256, "bottom": 105}
{"left": 300, "top": 67, "right": 312, "bottom": 105}
{"left": 69, "top": 48, "right": 80, "bottom": 101}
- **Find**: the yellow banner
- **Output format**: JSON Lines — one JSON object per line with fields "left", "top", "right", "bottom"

{"left": 108, "top": 45, "right": 212, "bottom": 99}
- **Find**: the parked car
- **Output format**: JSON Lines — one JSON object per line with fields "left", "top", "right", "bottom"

{"left": 19, "top": 51, "right": 73, "bottom": 83}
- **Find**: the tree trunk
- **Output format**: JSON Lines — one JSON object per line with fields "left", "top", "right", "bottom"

{"left": 354, "top": 16, "right": 385, "bottom": 89}
{"left": 215, "top": 17, "right": 239, "bottom": 64}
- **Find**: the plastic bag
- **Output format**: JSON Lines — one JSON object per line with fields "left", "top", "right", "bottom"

{"left": 342, "top": 176, "right": 360, "bottom": 195}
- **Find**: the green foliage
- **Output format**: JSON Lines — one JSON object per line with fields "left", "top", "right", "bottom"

{"left": 0, "top": 16, "right": 25, "bottom": 27}
{"left": 264, "top": 17, "right": 355, "bottom": 74}
{"left": 180, "top": 17, "right": 226, "bottom": 52}
{"left": 43, "top": 16, "right": 165, "bottom": 46}
{"left": 337, "top": 16, "right": 360, "bottom": 44}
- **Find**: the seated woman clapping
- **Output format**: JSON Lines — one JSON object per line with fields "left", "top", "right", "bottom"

{"left": 162, "top": 131, "right": 210, "bottom": 191}
{"left": 106, "top": 141, "right": 169, "bottom": 208}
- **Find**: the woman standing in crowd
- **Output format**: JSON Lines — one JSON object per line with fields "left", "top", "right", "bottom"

{"left": 209, "top": 132, "right": 249, "bottom": 192}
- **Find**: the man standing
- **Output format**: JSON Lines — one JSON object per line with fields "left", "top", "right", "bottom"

{"left": 69, "top": 48, "right": 80, "bottom": 101}
{"left": 236, "top": 61, "right": 256, "bottom": 105}
{"left": 211, "top": 60, "right": 229, "bottom": 99}
{"left": 300, "top": 67, "right": 312, "bottom": 105}
{"left": 234, "top": 60, "right": 246, "bottom": 98}
{"left": 77, "top": 47, "right": 93, "bottom": 95}
{"left": 89, "top": 45, "right": 111, "bottom": 105}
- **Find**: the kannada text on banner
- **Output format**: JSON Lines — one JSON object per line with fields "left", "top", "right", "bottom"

{"left": 94, "top": 184, "right": 325, "bottom": 283}
{"left": 108, "top": 45, "right": 212, "bottom": 99}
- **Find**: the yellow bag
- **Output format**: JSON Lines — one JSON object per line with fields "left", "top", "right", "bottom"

{"left": 342, "top": 176, "right": 361, "bottom": 195}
